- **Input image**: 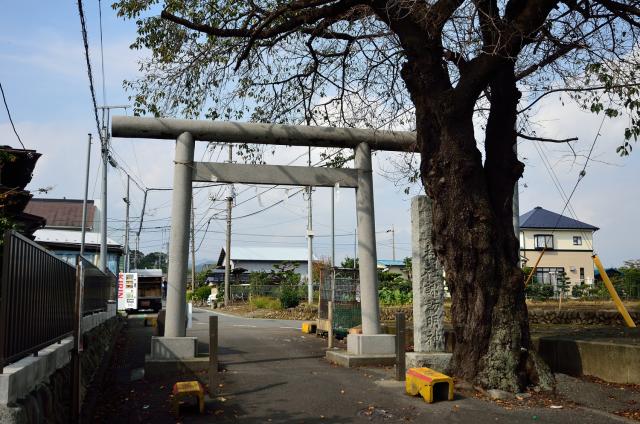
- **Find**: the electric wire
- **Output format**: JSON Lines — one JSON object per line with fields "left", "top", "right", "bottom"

{"left": 97, "top": 0, "right": 106, "bottom": 106}
{"left": 0, "top": 81, "right": 26, "bottom": 149}
{"left": 76, "top": 0, "right": 101, "bottom": 137}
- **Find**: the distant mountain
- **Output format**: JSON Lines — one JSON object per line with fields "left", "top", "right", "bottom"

{"left": 196, "top": 260, "right": 217, "bottom": 272}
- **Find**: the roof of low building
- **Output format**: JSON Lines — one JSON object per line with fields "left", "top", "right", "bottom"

{"left": 519, "top": 206, "right": 599, "bottom": 231}
{"left": 130, "top": 269, "right": 163, "bottom": 277}
{"left": 34, "top": 229, "right": 120, "bottom": 247}
{"left": 25, "top": 198, "right": 95, "bottom": 230}
{"left": 217, "top": 246, "right": 313, "bottom": 266}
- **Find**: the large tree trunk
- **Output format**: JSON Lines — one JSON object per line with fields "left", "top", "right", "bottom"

{"left": 402, "top": 57, "right": 553, "bottom": 392}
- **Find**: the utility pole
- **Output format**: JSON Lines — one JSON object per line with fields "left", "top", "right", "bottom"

{"left": 331, "top": 186, "right": 335, "bottom": 267}
{"left": 307, "top": 147, "right": 314, "bottom": 304}
{"left": 191, "top": 195, "right": 197, "bottom": 291}
{"left": 99, "top": 114, "right": 108, "bottom": 273}
{"left": 97, "top": 105, "right": 129, "bottom": 273}
{"left": 124, "top": 175, "right": 130, "bottom": 272}
{"left": 387, "top": 225, "right": 396, "bottom": 261}
{"left": 224, "top": 144, "right": 233, "bottom": 307}
{"left": 135, "top": 189, "right": 148, "bottom": 270}
{"left": 513, "top": 144, "right": 521, "bottom": 266}
{"left": 80, "top": 134, "right": 92, "bottom": 257}
{"left": 353, "top": 226, "right": 357, "bottom": 269}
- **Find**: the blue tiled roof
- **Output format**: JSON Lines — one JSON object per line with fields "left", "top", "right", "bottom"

{"left": 519, "top": 207, "right": 599, "bottom": 231}
{"left": 378, "top": 259, "right": 406, "bottom": 267}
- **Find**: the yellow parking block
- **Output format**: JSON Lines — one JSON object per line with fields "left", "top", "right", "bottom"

{"left": 172, "top": 381, "right": 205, "bottom": 416}
{"left": 301, "top": 322, "right": 317, "bottom": 334}
{"left": 405, "top": 368, "right": 454, "bottom": 403}
{"left": 144, "top": 317, "right": 157, "bottom": 327}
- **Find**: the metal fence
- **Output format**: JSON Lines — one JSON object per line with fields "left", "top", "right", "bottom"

{"left": 318, "top": 268, "right": 361, "bottom": 332}
{"left": 228, "top": 283, "right": 320, "bottom": 304}
{"left": 0, "top": 231, "right": 115, "bottom": 371}
{"left": 79, "top": 256, "right": 116, "bottom": 314}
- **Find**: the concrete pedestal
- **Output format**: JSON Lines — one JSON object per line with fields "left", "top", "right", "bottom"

{"left": 150, "top": 336, "right": 197, "bottom": 359}
{"left": 347, "top": 334, "right": 395, "bottom": 355}
{"left": 145, "top": 336, "right": 209, "bottom": 379}
{"left": 406, "top": 352, "right": 452, "bottom": 373}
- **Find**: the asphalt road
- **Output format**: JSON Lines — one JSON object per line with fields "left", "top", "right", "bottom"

{"left": 186, "top": 308, "right": 630, "bottom": 423}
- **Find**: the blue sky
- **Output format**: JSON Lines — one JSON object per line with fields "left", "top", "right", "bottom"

{"left": 1, "top": 1, "right": 638, "bottom": 267}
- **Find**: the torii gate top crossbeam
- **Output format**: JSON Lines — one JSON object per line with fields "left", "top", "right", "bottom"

{"left": 111, "top": 116, "right": 417, "bottom": 152}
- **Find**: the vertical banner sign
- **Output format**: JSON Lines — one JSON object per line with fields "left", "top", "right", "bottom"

{"left": 117, "top": 272, "right": 125, "bottom": 310}
{"left": 118, "top": 272, "right": 138, "bottom": 310}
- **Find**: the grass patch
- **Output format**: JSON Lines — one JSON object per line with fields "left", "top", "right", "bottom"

{"left": 250, "top": 296, "right": 282, "bottom": 310}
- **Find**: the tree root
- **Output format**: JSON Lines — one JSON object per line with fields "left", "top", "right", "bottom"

{"left": 525, "top": 349, "right": 555, "bottom": 392}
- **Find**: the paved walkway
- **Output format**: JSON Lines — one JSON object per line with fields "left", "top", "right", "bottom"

{"left": 93, "top": 308, "right": 636, "bottom": 423}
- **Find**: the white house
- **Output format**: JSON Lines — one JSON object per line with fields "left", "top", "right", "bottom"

{"left": 216, "top": 246, "right": 314, "bottom": 277}
{"left": 24, "top": 198, "right": 122, "bottom": 274}
{"left": 519, "top": 206, "right": 598, "bottom": 291}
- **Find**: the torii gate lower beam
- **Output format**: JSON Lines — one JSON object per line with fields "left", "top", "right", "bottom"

{"left": 113, "top": 116, "right": 415, "bottom": 359}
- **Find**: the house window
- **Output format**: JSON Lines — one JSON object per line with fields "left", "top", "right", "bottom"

{"left": 534, "top": 267, "right": 565, "bottom": 285}
{"left": 534, "top": 234, "right": 554, "bottom": 250}
{"left": 579, "top": 267, "right": 585, "bottom": 283}
{"left": 573, "top": 236, "right": 582, "bottom": 246}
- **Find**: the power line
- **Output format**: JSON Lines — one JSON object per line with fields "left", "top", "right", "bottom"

{"left": 76, "top": 0, "right": 101, "bottom": 136}
{"left": 0, "top": 81, "right": 26, "bottom": 149}
{"left": 98, "top": 0, "right": 107, "bottom": 106}
{"left": 548, "top": 113, "right": 604, "bottom": 236}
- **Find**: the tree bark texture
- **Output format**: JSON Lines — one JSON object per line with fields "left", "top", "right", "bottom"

{"left": 401, "top": 55, "right": 552, "bottom": 392}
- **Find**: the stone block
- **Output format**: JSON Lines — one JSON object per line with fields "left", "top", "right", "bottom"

{"left": 144, "top": 356, "right": 210, "bottom": 381}
{"left": 325, "top": 350, "right": 396, "bottom": 368}
{"left": 150, "top": 337, "right": 197, "bottom": 360}
{"left": 347, "top": 334, "right": 395, "bottom": 355}
{"left": 406, "top": 352, "right": 452, "bottom": 373}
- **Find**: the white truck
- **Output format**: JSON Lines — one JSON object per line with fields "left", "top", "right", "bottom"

{"left": 118, "top": 269, "right": 163, "bottom": 312}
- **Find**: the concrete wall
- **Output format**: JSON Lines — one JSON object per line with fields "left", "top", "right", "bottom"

{"left": 533, "top": 337, "right": 640, "bottom": 385}
{"left": 0, "top": 304, "right": 119, "bottom": 423}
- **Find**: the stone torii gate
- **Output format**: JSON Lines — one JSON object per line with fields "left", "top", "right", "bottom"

{"left": 111, "top": 116, "right": 439, "bottom": 364}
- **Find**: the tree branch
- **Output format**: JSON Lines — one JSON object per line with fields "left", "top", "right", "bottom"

{"left": 517, "top": 132, "right": 578, "bottom": 143}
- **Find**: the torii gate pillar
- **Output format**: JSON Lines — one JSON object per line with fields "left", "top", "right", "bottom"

{"left": 150, "top": 132, "right": 198, "bottom": 360}
{"left": 354, "top": 143, "right": 381, "bottom": 335}
{"left": 165, "top": 132, "right": 194, "bottom": 338}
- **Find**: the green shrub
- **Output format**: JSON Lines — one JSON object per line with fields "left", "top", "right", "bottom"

{"left": 186, "top": 289, "right": 194, "bottom": 301}
{"left": 572, "top": 283, "right": 589, "bottom": 298}
{"left": 280, "top": 286, "right": 300, "bottom": 308}
{"left": 378, "top": 273, "right": 412, "bottom": 293}
{"left": 192, "top": 285, "right": 212, "bottom": 301}
{"left": 525, "top": 283, "right": 554, "bottom": 301}
{"left": 250, "top": 296, "right": 281, "bottom": 309}
{"left": 379, "top": 287, "right": 412, "bottom": 306}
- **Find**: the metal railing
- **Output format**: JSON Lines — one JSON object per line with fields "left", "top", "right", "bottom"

{"left": 0, "top": 231, "right": 115, "bottom": 371}
{"left": 79, "top": 257, "right": 115, "bottom": 314}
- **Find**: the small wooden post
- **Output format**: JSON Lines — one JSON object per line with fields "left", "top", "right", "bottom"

{"left": 209, "top": 315, "right": 219, "bottom": 397}
{"left": 327, "top": 301, "right": 334, "bottom": 349}
{"left": 71, "top": 258, "right": 85, "bottom": 423}
{"left": 395, "top": 312, "right": 406, "bottom": 381}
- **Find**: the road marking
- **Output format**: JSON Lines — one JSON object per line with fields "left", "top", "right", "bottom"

{"left": 192, "top": 307, "right": 240, "bottom": 319}
{"left": 279, "top": 326, "right": 299, "bottom": 329}
{"left": 232, "top": 324, "right": 258, "bottom": 328}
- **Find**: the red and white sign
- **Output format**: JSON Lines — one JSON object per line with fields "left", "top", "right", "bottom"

{"left": 117, "top": 272, "right": 138, "bottom": 310}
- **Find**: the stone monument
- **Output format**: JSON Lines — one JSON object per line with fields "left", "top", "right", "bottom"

{"left": 406, "top": 195, "right": 451, "bottom": 371}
